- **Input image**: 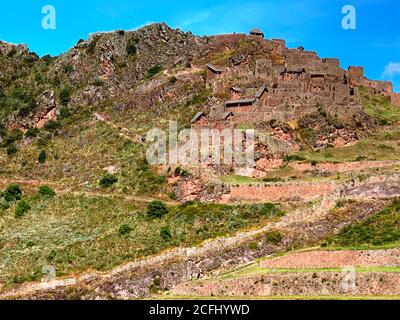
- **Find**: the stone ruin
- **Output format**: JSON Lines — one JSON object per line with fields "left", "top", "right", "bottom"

{"left": 193, "top": 28, "right": 399, "bottom": 131}
{"left": 188, "top": 28, "right": 399, "bottom": 177}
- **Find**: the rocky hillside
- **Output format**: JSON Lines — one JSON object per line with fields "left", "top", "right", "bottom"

{"left": 0, "top": 23, "right": 400, "bottom": 299}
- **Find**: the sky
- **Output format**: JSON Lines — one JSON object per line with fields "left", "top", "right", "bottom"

{"left": 0, "top": 0, "right": 399, "bottom": 91}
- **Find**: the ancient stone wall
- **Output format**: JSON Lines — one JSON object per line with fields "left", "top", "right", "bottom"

{"left": 364, "top": 79, "right": 393, "bottom": 94}
{"left": 225, "top": 182, "right": 339, "bottom": 202}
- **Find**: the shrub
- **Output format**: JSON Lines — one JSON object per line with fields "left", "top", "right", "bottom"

{"left": 167, "top": 192, "right": 177, "bottom": 200}
{"left": 262, "top": 177, "right": 282, "bottom": 183}
{"left": 6, "top": 129, "right": 23, "bottom": 145}
{"left": 174, "top": 167, "right": 189, "bottom": 177}
{"left": 250, "top": 203, "right": 284, "bottom": 218}
{"left": 38, "top": 185, "right": 56, "bottom": 198}
{"left": 25, "top": 127, "right": 40, "bottom": 138}
{"left": 119, "top": 224, "right": 133, "bottom": 236}
{"left": 126, "top": 39, "right": 137, "bottom": 55}
{"left": 284, "top": 154, "right": 306, "bottom": 162}
{"left": 147, "top": 65, "right": 162, "bottom": 78}
{"left": 160, "top": 226, "right": 172, "bottom": 241}
{"left": 63, "top": 64, "right": 74, "bottom": 74}
{"left": 248, "top": 241, "right": 259, "bottom": 250}
{"left": 355, "top": 155, "right": 367, "bottom": 162}
{"left": 99, "top": 174, "right": 118, "bottom": 188}
{"left": 59, "top": 106, "right": 72, "bottom": 119}
{"left": 147, "top": 200, "right": 169, "bottom": 219}
{"left": 86, "top": 36, "right": 100, "bottom": 54}
{"left": 265, "top": 231, "right": 283, "bottom": 244}
{"left": 4, "top": 184, "right": 22, "bottom": 202}
{"left": 15, "top": 200, "right": 30, "bottom": 218}
{"left": 38, "top": 150, "right": 47, "bottom": 164}
{"left": 91, "top": 79, "right": 104, "bottom": 87}
{"left": 378, "top": 118, "right": 389, "bottom": 126}
{"left": 59, "top": 88, "right": 71, "bottom": 105}
{"left": 6, "top": 143, "right": 18, "bottom": 156}
{"left": 169, "top": 76, "right": 177, "bottom": 84}
{"left": 44, "top": 120, "right": 61, "bottom": 132}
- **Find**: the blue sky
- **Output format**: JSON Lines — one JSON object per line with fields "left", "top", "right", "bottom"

{"left": 1, "top": 0, "right": 399, "bottom": 91}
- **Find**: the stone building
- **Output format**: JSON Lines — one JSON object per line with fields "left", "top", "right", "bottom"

{"left": 249, "top": 28, "right": 264, "bottom": 38}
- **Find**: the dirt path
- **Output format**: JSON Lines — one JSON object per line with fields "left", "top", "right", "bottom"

{"left": 93, "top": 112, "right": 142, "bottom": 143}
{"left": 0, "top": 178, "right": 176, "bottom": 205}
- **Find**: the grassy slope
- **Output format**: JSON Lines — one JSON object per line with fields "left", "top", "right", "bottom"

{"left": 326, "top": 199, "right": 400, "bottom": 249}
{"left": 0, "top": 193, "right": 283, "bottom": 287}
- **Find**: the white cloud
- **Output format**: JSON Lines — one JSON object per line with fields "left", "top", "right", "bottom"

{"left": 382, "top": 62, "right": 400, "bottom": 79}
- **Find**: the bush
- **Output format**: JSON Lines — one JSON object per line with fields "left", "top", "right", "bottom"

{"left": 119, "top": 224, "right": 133, "bottom": 236}
{"left": 174, "top": 167, "right": 189, "bottom": 177}
{"left": 38, "top": 185, "right": 56, "bottom": 198}
{"left": 25, "top": 127, "right": 40, "bottom": 138}
{"left": 250, "top": 203, "right": 284, "bottom": 218}
{"left": 169, "top": 76, "right": 177, "bottom": 84}
{"left": 167, "top": 192, "right": 177, "bottom": 200}
{"left": 15, "top": 200, "right": 30, "bottom": 218}
{"left": 6, "top": 143, "right": 18, "bottom": 156}
{"left": 86, "top": 36, "right": 100, "bottom": 54}
{"left": 147, "top": 200, "right": 169, "bottom": 219}
{"left": 126, "top": 39, "right": 137, "bottom": 55}
{"left": 44, "top": 120, "right": 61, "bottom": 132}
{"left": 5, "top": 129, "right": 23, "bottom": 145}
{"left": 284, "top": 154, "right": 306, "bottom": 162}
{"left": 147, "top": 65, "right": 162, "bottom": 78}
{"left": 59, "top": 88, "right": 71, "bottom": 105}
{"left": 4, "top": 184, "right": 22, "bottom": 202}
{"left": 262, "top": 177, "right": 282, "bottom": 183}
{"left": 248, "top": 241, "right": 259, "bottom": 250}
{"left": 59, "top": 106, "right": 72, "bottom": 119}
{"left": 63, "top": 64, "right": 74, "bottom": 74}
{"left": 265, "top": 231, "right": 283, "bottom": 244}
{"left": 160, "top": 226, "right": 172, "bottom": 241}
{"left": 99, "top": 174, "right": 118, "bottom": 188}
{"left": 38, "top": 150, "right": 47, "bottom": 164}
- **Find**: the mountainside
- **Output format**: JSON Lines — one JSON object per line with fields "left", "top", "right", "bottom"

{"left": 0, "top": 23, "right": 399, "bottom": 299}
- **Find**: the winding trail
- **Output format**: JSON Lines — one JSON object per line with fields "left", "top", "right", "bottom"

{"left": 93, "top": 112, "right": 142, "bottom": 143}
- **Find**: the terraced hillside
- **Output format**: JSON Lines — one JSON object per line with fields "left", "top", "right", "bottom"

{"left": 0, "top": 23, "right": 399, "bottom": 299}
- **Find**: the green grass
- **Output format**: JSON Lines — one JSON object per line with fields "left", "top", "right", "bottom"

{"left": 288, "top": 129, "right": 400, "bottom": 163}
{"left": 0, "top": 195, "right": 284, "bottom": 288}
{"left": 0, "top": 108, "right": 167, "bottom": 196}
{"left": 360, "top": 86, "right": 400, "bottom": 125}
{"left": 326, "top": 199, "right": 400, "bottom": 248}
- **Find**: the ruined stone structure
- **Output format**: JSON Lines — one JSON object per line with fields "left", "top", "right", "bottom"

{"left": 194, "top": 30, "right": 398, "bottom": 130}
